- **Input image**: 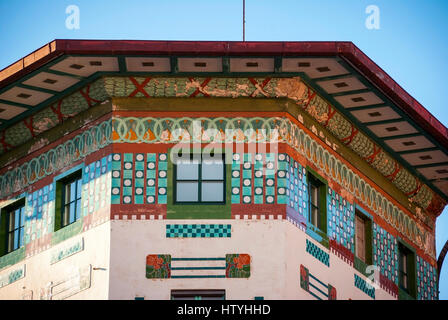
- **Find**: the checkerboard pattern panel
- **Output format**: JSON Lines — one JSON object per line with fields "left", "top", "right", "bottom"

{"left": 287, "top": 155, "right": 308, "bottom": 218}
{"left": 231, "top": 153, "right": 241, "bottom": 204}
{"left": 242, "top": 154, "right": 252, "bottom": 204}
{"left": 134, "top": 154, "right": 145, "bottom": 204}
{"left": 327, "top": 188, "right": 355, "bottom": 253}
{"left": 146, "top": 153, "right": 157, "bottom": 204}
{"left": 354, "top": 274, "right": 375, "bottom": 299}
{"left": 306, "top": 239, "right": 330, "bottom": 266}
{"left": 111, "top": 153, "right": 122, "bottom": 204}
{"left": 157, "top": 153, "right": 167, "bottom": 204}
{"left": 373, "top": 223, "right": 398, "bottom": 284}
{"left": 417, "top": 256, "right": 438, "bottom": 300}
{"left": 276, "top": 153, "right": 287, "bottom": 204}
{"left": 166, "top": 224, "right": 232, "bottom": 238}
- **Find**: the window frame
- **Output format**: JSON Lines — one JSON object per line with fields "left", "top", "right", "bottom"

{"left": 0, "top": 197, "right": 26, "bottom": 257}
{"left": 306, "top": 168, "right": 327, "bottom": 235}
{"left": 353, "top": 206, "right": 373, "bottom": 275}
{"left": 173, "top": 153, "right": 226, "bottom": 205}
{"left": 397, "top": 239, "right": 417, "bottom": 300}
{"left": 54, "top": 165, "right": 84, "bottom": 232}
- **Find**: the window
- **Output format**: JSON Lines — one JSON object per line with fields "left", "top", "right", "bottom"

{"left": 0, "top": 199, "right": 25, "bottom": 256}
{"left": 398, "top": 241, "right": 416, "bottom": 299}
{"left": 171, "top": 289, "right": 225, "bottom": 300}
{"left": 57, "top": 170, "right": 82, "bottom": 229}
{"left": 354, "top": 209, "right": 373, "bottom": 272}
{"left": 174, "top": 153, "right": 225, "bottom": 204}
{"left": 355, "top": 215, "right": 366, "bottom": 262}
{"left": 307, "top": 173, "right": 326, "bottom": 231}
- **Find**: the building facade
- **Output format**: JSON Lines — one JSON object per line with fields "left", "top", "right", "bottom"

{"left": 0, "top": 40, "right": 445, "bottom": 300}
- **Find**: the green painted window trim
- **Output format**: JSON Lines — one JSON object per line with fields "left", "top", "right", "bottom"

{"left": 397, "top": 237, "right": 417, "bottom": 300}
{"left": 54, "top": 164, "right": 84, "bottom": 232}
{"left": 167, "top": 148, "right": 231, "bottom": 219}
{"left": 173, "top": 153, "right": 226, "bottom": 205}
{"left": 354, "top": 205, "right": 373, "bottom": 275}
{"left": 0, "top": 196, "right": 26, "bottom": 258}
{"left": 306, "top": 166, "right": 328, "bottom": 236}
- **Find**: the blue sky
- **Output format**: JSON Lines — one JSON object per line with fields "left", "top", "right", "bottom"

{"left": 0, "top": 0, "right": 447, "bottom": 299}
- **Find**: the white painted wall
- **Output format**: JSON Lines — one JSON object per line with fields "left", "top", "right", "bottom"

{"left": 0, "top": 221, "right": 111, "bottom": 300}
{"left": 109, "top": 218, "right": 396, "bottom": 300}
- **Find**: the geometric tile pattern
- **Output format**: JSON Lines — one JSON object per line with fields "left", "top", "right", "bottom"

{"left": 82, "top": 155, "right": 111, "bottom": 215}
{"left": 166, "top": 224, "right": 232, "bottom": 238}
{"left": 25, "top": 183, "right": 54, "bottom": 244}
{"left": 0, "top": 265, "right": 25, "bottom": 288}
{"left": 241, "top": 153, "right": 252, "bottom": 204}
{"left": 417, "top": 256, "right": 438, "bottom": 300}
{"left": 286, "top": 155, "right": 308, "bottom": 219}
{"left": 122, "top": 153, "right": 134, "bottom": 204}
{"left": 231, "top": 153, "right": 241, "bottom": 204}
{"left": 264, "top": 153, "right": 275, "bottom": 204}
{"left": 373, "top": 223, "right": 398, "bottom": 284}
{"left": 111, "top": 153, "right": 122, "bottom": 204}
{"left": 254, "top": 154, "right": 264, "bottom": 204}
{"left": 146, "top": 153, "right": 157, "bottom": 204}
{"left": 306, "top": 239, "right": 330, "bottom": 267}
{"left": 157, "top": 153, "right": 167, "bottom": 204}
{"left": 327, "top": 189, "right": 355, "bottom": 253}
{"left": 134, "top": 153, "right": 145, "bottom": 204}
{"left": 354, "top": 273, "right": 376, "bottom": 299}
{"left": 276, "top": 153, "right": 287, "bottom": 204}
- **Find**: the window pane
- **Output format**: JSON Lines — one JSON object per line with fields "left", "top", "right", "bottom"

{"left": 77, "top": 179, "right": 82, "bottom": 199}
{"left": 311, "top": 207, "right": 319, "bottom": 227}
{"left": 310, "top": 185, "right": 319, "bottom": 206}
{"left": 14, "top": 209, "right": 20, "bottom": 229}
{"left": 176, "top": 182, "right": 199, "bottom": 202}
{"left": 69, "top": 202, "right": 76, "bottom": 224}
{"left": 201, "top": 182, "right": 224, "bottom": 202}
{"left": 177, "top": 162, "right": 199, "bottom": 180}
{"left": 64, "top": 184, "right": 71, "bottom": 205}
{"left": 202, "top": 161, "right": 224, "bottom": 180}
{"left": 13, "top": 229, "right": 19, "bottom": 250}
{"left": 70, "top": 181, "right": 77, "bottom": 202}
{"left": 8, "top": 232, "right": 14, "bottom": 252}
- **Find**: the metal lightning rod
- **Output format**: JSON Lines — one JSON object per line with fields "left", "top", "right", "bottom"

{"left": 243, "top": 0, "right": 245, "bottom": 41}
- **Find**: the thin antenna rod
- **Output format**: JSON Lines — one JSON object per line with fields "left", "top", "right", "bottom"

{"left": 243, "top": 0, "right": 245, "bottom": 41}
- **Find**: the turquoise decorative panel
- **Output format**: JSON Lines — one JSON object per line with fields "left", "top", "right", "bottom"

{"left": 166, "top": 224, "right": 231, "bottom": 238}
{"left": 83, "top": 155, "right": 111, "bottom": 214}
{"left": 25, "top": 183, "right": 54, "bottom": 244}
{"left": 373, "top": 223, "right": 398, "bottom": 284}
{"left": 111, "top": 153, "right": 122, "bottom": 204}
{"left": 242, "top": 153, "right": 252, "bottom": 204}
{"left": 133, "top": 153, "right": 145, "bottom": 204}
{"left": 287, "top": 155, "right": 307, "bottom": 218}
{"left": 146, "top": 153, "right": 157, "bottom": 204}
{"left": 264, "top": 153, "right": 275, "bottom": 204}
{"left": 231, "top": 153, "right": 241, "bottom": 204}
{"left": 254, "top": 154, "right": 264, "bottom": 204}
{"left": 306, "top": 239, "right": 330, "bottom": 266}
{"left": 157, "top": 153, "right": 167, "bottom": 204}
{"left": 276, "top": 153, "right": 287, "bottom": 204}
{"left": 327, "top": 189, "right": 355, "bottom": 253}
{"left": 354, "top": 274, "right": 375, "bottom": 299}
{"left": 122, "top": 153, "right": 134, "bottom": 204}
{"left": 417, "top": 256, "right": 438, "bottom": 300}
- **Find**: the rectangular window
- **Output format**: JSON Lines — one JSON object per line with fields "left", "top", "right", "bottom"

{"left": 171, "top": 290, "right": 225, "bottom": 300}
{"left": 174, "top": 153, "right": 225, "bottom": 204}
{"left": 60, "top": 171, "right": 82, "bottom": 228}
{"left": 397, "top": 241, "right": 417, "bottom": 299}
{"left": 307, "top": 173, "right": 326, "bottom": 231}
{"left": 355, "top": 215, "right": 366, "bottom": 262}
{"left": 6, "top": 201, "right": 25, "bottom": 254}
